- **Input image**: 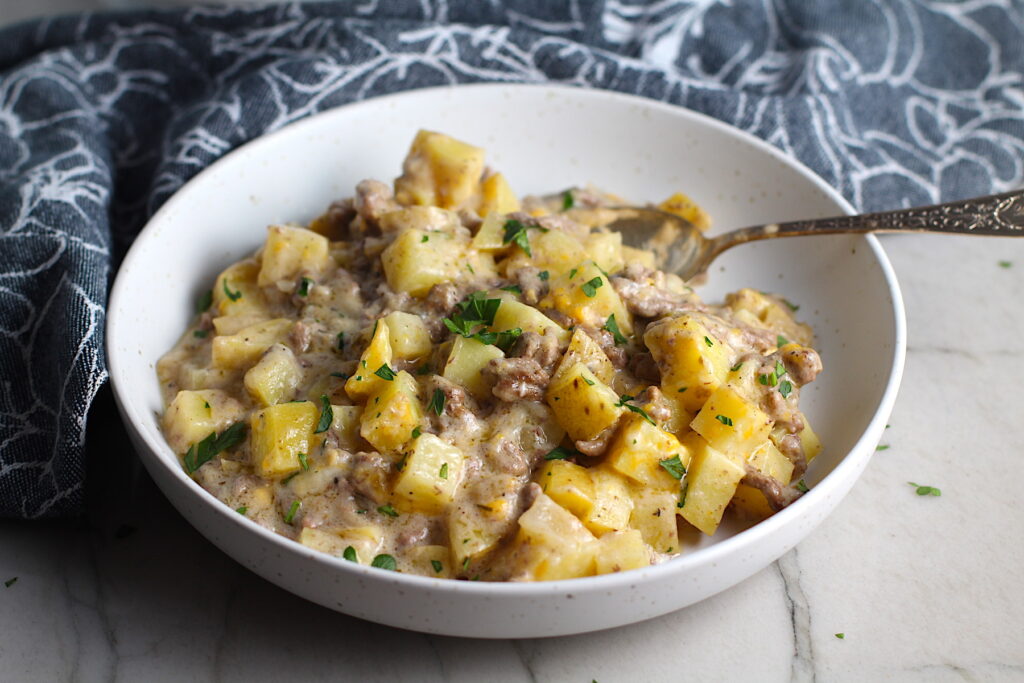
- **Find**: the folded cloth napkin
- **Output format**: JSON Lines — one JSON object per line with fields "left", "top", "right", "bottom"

{"left": 2, "top": 1, "right": 1022, "bottom": 518}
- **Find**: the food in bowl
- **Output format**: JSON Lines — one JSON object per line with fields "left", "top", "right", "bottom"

{"left": 156, "top": 130, "right": 824, "bottom": 581}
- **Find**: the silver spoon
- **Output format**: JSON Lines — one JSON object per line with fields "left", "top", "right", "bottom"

{"left": 599, "top": 189, "right": 1024, "bottom": 281}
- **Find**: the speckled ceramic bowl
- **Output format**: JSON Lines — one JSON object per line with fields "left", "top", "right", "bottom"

{"left": 106, "top": 84, "right": 905, "bottom": 638}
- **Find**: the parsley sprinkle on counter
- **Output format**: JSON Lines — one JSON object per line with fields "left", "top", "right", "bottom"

{"left": 371, "top": 554, "right": 397, "bottom": 570}
{"left": 998, "top": 260, "right": 1012, "bottom": 268}
{"left": 835, "top": 633, "right": 845, "bottom": 639}
{"left": 876, "top": 444, "right": 890, "bottom": 451}
{"left": 4, "top": 577, "right": 16, "bottom": 588}
{"left": 908, "top": 482, "right": 941, "bottom": 496}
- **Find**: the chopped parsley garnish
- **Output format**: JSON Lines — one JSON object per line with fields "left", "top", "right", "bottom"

{"left": 835, "top": 633, "right": 845, "bottom": 639}
{"left": 343, "top": 546, "right": 357, "bottom": 562}
{"left": 704, "top": 336, "right": 714, "bottom": 347}
{"left": 195, "top": 289, "right": 213, "bottom": 314}
{"left": 677, "top": 482, "right": 689, "bottom": 508}
{"left": 284, "top": 500, "right": 300, "bottom": 524}
{"left": 421, "top": 234, "right": 429, "bottom": 243}
{"left": 335, "top": 332, "right": 345, "bottom": 351}
{"left": 758, "top": 371, "right": 778, "bottom": 387}
{"left": 581, "top": 276, "right": 603, "bottom": 298}
{"left": 298, "top": 452, "right": 309, "bottom": 471}
{"left": 377, "top": 504, "right": 399, "bottom": 517}
{"left": 908, "top": 482, "right": 941, "bottom": 496}
{"left": 466, "top": 263, "right": 475, "bottom": 274}
{"left": 659, "top": 455, "right": 686, "bottom": 480}
{"left": 876, "top": 445, "right": 890, "bottom": 451}
{"left": 443, "top": 291, "right": 503, "bottom": 338}
{"left": 330, "top": 371, "right": 347, "bottom": 379}
{"left": 715, "top": 414, "right": 734, "bottom": 427}
{"left": 416, "top": 363, "right": 432, "bottom": 375}
{"left": 730, "top": 362, "right": 743, "bottom": 372}
{"left": 538, "top": 270, "right": 550, "bottom": 281}
{"left": 501, "top": 285, "right": 523, "bottom": 295}
{"left": 374, "top": 364, "right": 396, "bottom": 381}
{"left": 544, "top": 446, "right": 575, "bottom": 461}
{"left": 583, "top": 376, "right": 595, "bottom": 386}
{"left": 603, "top": 314, "right": 628, "bottom": 344}
{"left": 183, "top": 422, "right": 247, "bottom": 475}
{"left": 502, "top": 219, "right": 534, "bottom": 256}
{"left": 677, "top": 387, "right": 688, "bottom": 393}
{"left": 467, "top": 327, "right": 523, "bottom": 353}
{"left": 431, "top": 560, "right": 443, "bottom": 573}
{"left": 297, "top": 277, "right": 313, "bottom": 296}
{"left": 222, "top": 278, "right": 242, "bottom": 302}
{"left": 779, "top": 380, "right": 793, "bottom": 398}
{"left": 998, "top": 260, "right": 1012, "bottom": 268}
{"left": 439, "top": 463, "right": 449, "bottom": 480}
{"left": 4, "top": 577, "right": 17, "bottom": 588}
{"left": 411, "top": 426, "right": 421, "bottom": 439}
{"left": 616, "top": 395, "right": 657, "bottom": 426}
{"left": 193, "top": 329, "right": 208, "bottom": 338}
{"left": 462, "top": 557, "right": 471, "bottom": 571}
{"left": 562, "top": 189, "right": 575, "bottom": 210}
{"left": 395, "top": 453, "right": 408, "bottom": 472}
{"left": 777, "top": 334, "right": 790, "bottom": 347}
{"left": 371, "top": 554, "right": 397, "bottom": 570}
{"left": 784, "top": 298, "right": 800, "bottom": 312}
{"left": 569, "top": 267, "right": 579, "bottom": 279}
{"left": 313, "top": 394, "right": 333, "bottom": 434}
{"left": 428, "top": 388, "right": 446, "bottom": 415}
{"left": 795, "top": 479, "right": 809, "bottom": 493}
{"left": 235, "top": 506, "right": 247, "bottom": 515}
{"left": 776, "top": 360, "right": 787, "bottom": 377}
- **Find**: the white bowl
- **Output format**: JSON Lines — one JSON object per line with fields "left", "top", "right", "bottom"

{"left": 106, "top": 84, "right": 905, "bottom": 638}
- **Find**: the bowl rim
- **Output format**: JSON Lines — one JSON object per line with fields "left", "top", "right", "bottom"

{"left": 106, "top": 82, "right": 907, "bottom": 596}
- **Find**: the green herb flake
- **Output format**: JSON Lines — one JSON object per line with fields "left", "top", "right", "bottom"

{"left": 784, "top": 298, "right": 800, "bottom": 312}
{"left": 677, "top": 387, "right": 688, "bottom": 393}
{"left": 183, "top": 422, "right": 248, "bottom": 475}
{"left": 416, "top": 363, "right": 432, "bottom": 376}
{"left": 603, "top": 314, "right": 628, "bottom": 345}
{"left": 431, "top": 560, "right": 443, "bottom": 573}
{"left": 222, "top": 278, "right": 242, "bottom": 302}
{"left": 428, "top": 388, "right": 446, "bottom": 416}
{"left": 876, "top": 444, "right": 890, "bottom": 451}
{"left": 439, "top": 463, "right": 449, "bottom": 480}
{"left": 343, "top": 546, "right": 357, "bottom": 562}
{"left": 581, "top": 276, "right": 603, "bottom": 298}
{"left": 779, "top": 380, "right": 793, "bottom": 398}
{"left": 730, "top": 362, "right": 743, "bottom": 372}
{"left": 569, "top": 267, "right": 579, "bottom": 280}
{"left": 677, "top": 482, "right": 689, "bottom": 508}
{"left": 835, "top": 633, "right": 845, "bottom": 639}
{"left": 466, "top": 263, "right": 475, "bottom": 274}
{"left": 501, "top": 285, "right": 523, "bottom": 295}
{"left": 297, "top": 277, "right": 313, "bottom": 297}
{"left": 336, "top": 332, "right": 345, "bottom": 351}
{"left": 908, "top": 482, "right": 941, "bottom": 497}
{"left": 583, "top": 376, "right": 596, "bottom": 386}
{"left": 4, "top": 577, "right": 17, "bottom": 588}
{"left": 538, "top": 270, "right": 550, "bottom": 282}
{"left": 795, "top": 479, "right": 809, "bottom": 493}
{"left": 235, "top": 506, "right": 247, "bottom": 515}
{"left": 776, "top": 360, "right": 787, "bottom": 377}
{"left": 704, "top": 336, "right": 714, "bottom": 347}
{"left": 715, "top": 414, "right": 734, "bottom": 427}
{"left": 421, "top": 234, "right": 429, "bottom": 243}
{"left": 462, "top": 557, "right": 471, "bottom": 571}
{"left": 759, "top": 371, "right": 778, "bottom": 387}
{"left": 411, "top": 426, "right": 422, "bottom": 439}
{"left": 777, "top": 334, "right": 790, "bottom": 347}
{"left": 562, "top": 189, "right": 575, "bottom": 210}
{"left": 616, "top": 395, "right": 657, "bottom": 426}
{"left": 193, "top": 329, "right": 208, "bottom": 339}
{"left": 544, "top": 446, "right": 574, "bottom": 461}
{"left": 502, "top": 219, "right": 533, "bottom": 256}
{"left": 297, "top": 452, "right": 310, "bottom": 472}
{"left": 196, "top": 289, "right": 213, "bottom": 314}
{"left": 659, "top": 455, "right": 687, "bottom": 480}
{"left": 374, "top": 364, "right": 397, "bottom": 381}
{"left": 377, "top": 504, "right": 399, "bottom": 517}
{"left": 314, "top": 394, "right": 333, "bottom": 434}
{"left": 284, "top": 500, "right": 301, "bottom": 524}
{"left": 371, "top": 554, "right": 397, "bottom": 571}
{"left": 998, "top": 260, "right": 1012, "bottom": 268}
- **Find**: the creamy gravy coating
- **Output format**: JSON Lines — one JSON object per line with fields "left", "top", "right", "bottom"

{"left": 157, "top": 131, "right": 823, "bottom": 581}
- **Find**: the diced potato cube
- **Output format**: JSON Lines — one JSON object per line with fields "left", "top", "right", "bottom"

{"left": 551, "top": 327, "right": 615, "bottom": 386}
{"left": 800, "top": 419, "right": 823, "bottom": 463}
{"left": 257, "top": 224, "right": 330, "bottom": 287}
{"left": 726, "top": 288, "right": 813, "bottom": 347}
{"left": 629, "top": 487, "right": 680, "bottom": 554}
{"left": 211, "top": 318, "right": 292, "bottom": 370}
{"left": 175, "top": 364, "right": 236, "bottom": 392}
{"left": 583, "top": 231, "right": 624, "bottom": 274}
{"left": 732, "top": 440, "right": 795, "bottom": 519}
{"left": 511, "top": 493, "right": 598, "bottom": 580}
{"left": 345, "top": 319, "right": 393, "bottom": 400}
{"left": 541, "top": 261, "right": 633, "bottom": 334}
{"left": 299, "top": 526, "right": 383, "bottom": 562}
{"left": 443, "top": 336, "right": 504, "bottom": 400}
{"left": 491, "top": 299, "right": 570, "bottom": 343}
{"left": 244, "top": 343, "right": 302, "bottom": 406}
{"left": 377, "top": 206, "right": 461, "bottom": 234}
{"left": 406, "top": 545, "right": 453, "bottom": 578}
{"left": 381, "top": 228, "right": 465, "bottom": 297}
{"left": 330, "top": 405, "right": 364, "bottom": 452}
{"left": 658, "top": 191, "right": 711, "bottom": 232}
{"left": 621, "top": 245, "right": 657, "bottom": 270}
{"left": 582, "top": 466, "right": 634, "bottom": 535}
{"left": 479, "top": 172, "right": 520, "bottom": 216}
{"left": 502, "top": 228, "right": 589, "bottom": 277}
{"left": 691, "top": 385, "right": 772, "bottom": 461}
{"left": 470, "top": 213, "right": 508, "bottom": 252}
{"left": 644, "top": 314, "right": 731, "bottom": 412}
{"left": 678, "top": 432, "right": 746, "bottom": 535}
{"left": 545, "top": 363, "right": 623, "bottom": 442}
{"left": 606, "top": 413, "right": 691, "bottom": 491}
{"left": 381, "top": 311, "right": 432, "bottom": 360}
{"left": 464, "top": 248, "right": 498, "bottom": 280}
{"left": 162, "top": 389, "right": 244, "bottom": 454}
{"left": 392, "top": 434, "right": 464, "bottom": 514}
{"left": 394, "top": 130, "right": 486, "bottom": 209}
{"left": 448, "top": 503, "right": 503, "bottom": 568}
{"left": 212, "top": 314, "right": 268, "bottom": 336}
{"left": 359, "top": 371, "right": 422, "bottom": 454}
{"left": 595, "top": 529, "right": 653, "bottom": 574}
{"left": 211, "top": 260, "right": 267, "bottom": 318}
{"left": 250, "top": 401, "right": 318, "bottom": 478}
{"left": 536, "top": 460, "right": 595, "bottom": 520}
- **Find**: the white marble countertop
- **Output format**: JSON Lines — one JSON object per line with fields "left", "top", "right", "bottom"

{"left": 2, "top": 232, "right": 1022, "bottom": 681}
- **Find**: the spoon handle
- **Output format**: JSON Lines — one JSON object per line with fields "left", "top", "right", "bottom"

{"left": 713, "top": 189, "right": 1024, "bottom": 254}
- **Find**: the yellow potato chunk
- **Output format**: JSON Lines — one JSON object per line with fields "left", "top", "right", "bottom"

{"left": 606, "top": 413, "right": 691, "bottom": 491}
{"left": 392, "top": 433, "right": 464, "bottom": 514}
{"left": 621, "top": 245, "right": 657, "bottom": 270}
{"left": 801, "top": 419, "right": 824, "bottom": 463}
{"left": 257, "top": 224, "right": 330, "bottom": 287}
{"left": 678, "top": 432, "right": 746, "bottom": 535}
{"left": 726, "top": 288, "right": 813, "bottom": 347}
{"left": 658, "top": 191, "right": 711, "bottom": 232}
{"left": 381, "top": 228, "right": 465, "bottom": 297}
{"left": 250, "top": 401, "right": 318, "bottom": 479}
{"left": 644, "top": 314, "right": 731, "bottom": 412}
{"left": 442, "top": 336, "right": 504, "bottom": 400}
{"left": 542, "top": 261, "right": 633, "bottom": 334}
{"left": 582, "top": 466, "right": 634, "bottom": 535}
{"left": 552, "top": 327, "right": 615, "bottom": 386}
{"left": 243, "top": 343, "right": 302, "bottom": 406}
{"left": 329, "top": 405, "right": 364, "bottom": 452}
{"left": 394, "top": 130, "right": 486, "bottom": 209}
{"left": 491, "top": 299, "right": 570, "bottom": 344}
{"left": 470, "top": 213, "right": 508, "bottom": 252}
{"left": 211, "top": 260, "right": 267, "bottom": 318}
{"left": 595, "top": 529, "right": 653, "bottom": 574}
{"left": 377, "top": 206, "right": 461, "bottom": 234}
{"left": 406, "top": 545, "right": 453, "bottom": 578}
{"left": 629, "top": 487, "right": 680, "bottom": 554}
{"left": 344, "top": 319, "right": 393, "bottom": 400}
{"left": 690, "top": 385, "right": 773, "bottom": 461}
{"left": 583, "top": 231, "right": 625, "bottom": 274}
{"left": 479, "top": 172, "right": 520, "bottom": 216}
{"left": 162, "top": 389, "right": 244, "bottom": 454}
{"left": 545, "top": 362, "right": 623, "bottom": 442}
{"left": 359, "top": 371, "right": 422, "bottom": 454}
{"left": 511, "top": 493, "right": 598, "bottom": 581}
{"left": 211, "top": 318, "right": 292, "bottom": 370}
{"left": 732, "top": 440, "right": 794, "bottom": 520}
{"left": 299, "top": 526, "right": 383, "bottom": 562}
{"left": 503, "top": 228, "right": 589, "bottom": 277}
{"left": 212, "top": 314, "right": 267, "bottom": 336}
{"left": 381, "top": 311, "right": 432, "bottom": 360}
{"left": 536, "top": 459, "right": 595, "bottom": 520}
